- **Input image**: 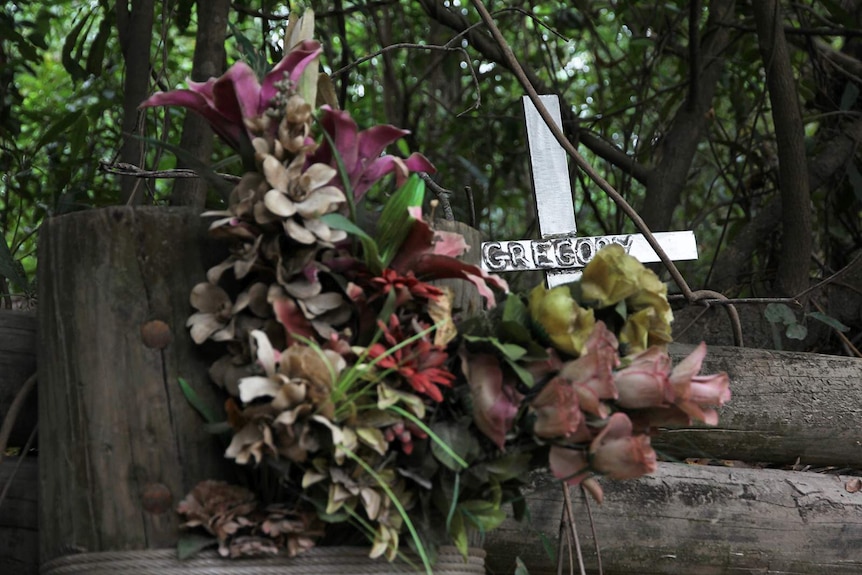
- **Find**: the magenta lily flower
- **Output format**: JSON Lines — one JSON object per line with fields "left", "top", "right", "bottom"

{"left": 307, "top": 106, "right": 435, "bottom": 200}
{"left": 139, "top": 40, "right": 323, "bottom": 151}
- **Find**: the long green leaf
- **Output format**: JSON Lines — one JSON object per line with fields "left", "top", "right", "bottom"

{"left": 177, "top": 377, "right": 218, "bottom": 424}
{"left": 320, "top": 213, "right": 383, "bottom": 273}
{"left": 342, "top": 448, "right": 433, "bottom": 575}
{"left": 377, "top": 174, "right": 424, "bottom": 266}
{"left": 387, "top": 405, "right": 468, "bottom": 469}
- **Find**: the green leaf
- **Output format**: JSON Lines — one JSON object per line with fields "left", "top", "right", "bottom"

{"left": 35, "top": 110, "right": 84, "bottom": 151}
{"left": 0, "top": 239, "right": 28, "bottom": 292}
{"left": 86, "top": 12, "right": 114, "bottom": 77}
{"left": 463, "top": 334, "right": 527, "bottom": 361}
{"left": 502, "top": 293, "right": 529, "bottom": 324}
{"left": 68, "top": 114, "right": 89, "bottom": 162}
{"left": 177, "top": 532, "right": 217, "bottom": 560}
{"left": 504, "top": 357, "right": 535, "bottom": 388}
{"left": 460, "top": 499, "right": 506, "bottom": 532}
{"left": 483, "top": 452, "right": 532, "bottom": 482}
{"left": 841, "top": 82, "right": 860, "bottom": 111}
{"left": 61, "top": 11, "right": 92, "bottom": 81}
{"left": 388, "top": 405, "right": 468, "bottom": 469}
{"left": 431, "top": 420, "right": 480, "bottom": 471}
{"left": 514, "top": 557, "right": 531, "bottom": 575}
{"left": 377, "top": 174, "right": 425, "bottom": 266}
{"left": 764, "top": 303, "right": 797, "bottom": 326}
{"left": 178, "top": 378, "right": 219, "bottom": 424}
{"left": 807, "top": 311, "right": 850, "bottom": 332}
{"left": 785, "top": 323, "right": 808, "bottom": 340}
{"left": 320, "top": 213, "right": 384, "bottom": 273}
{"left": 448, "top": 509, "right": 469, "bottom": 558}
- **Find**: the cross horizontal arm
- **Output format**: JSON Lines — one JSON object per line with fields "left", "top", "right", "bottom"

{"left": 481, "top": 230, "right": 698, "bottom": 277}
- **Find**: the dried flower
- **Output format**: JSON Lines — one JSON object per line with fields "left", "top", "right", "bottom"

{"left": 590, "top": 413, "right": 657, "bottom": 480}
{"left": 528, "top": 283, "right": 596, "bottom": 356}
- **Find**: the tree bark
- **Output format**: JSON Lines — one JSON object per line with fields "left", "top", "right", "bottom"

{"left": 752, "top": 1, "right": 812, "bottom": 297}
{"left": 37, "top": 207, "right": 231, "bottom": 562}
{"left": 117, "top": 0, "right": 155, "bottom": 205}
{"left": 170, "top": 0, "right": 230, "bottom": 208}
{"left": 485, "top": 462, "right": 862, "bottom": 575}
{"left": 640, "top": 0, "right": 737, "bottom": 232}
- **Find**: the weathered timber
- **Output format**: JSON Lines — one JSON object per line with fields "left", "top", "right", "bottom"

{"left": 0, "top": 457, "right": 38, "bottom": 575}
{"left": 0, "top": 310, "right": 37, "bottom": 447}
{"left": 485, "top": 462, "right": 862, "bottom": 575}
{"left": 434, "top": 220, "right": 488, "bottom": 317}
{"left": 38, "top": 207, "right": 232, "bottom": 563}
{"left": 659, "top": 343, "right": 862, "bottom": 468}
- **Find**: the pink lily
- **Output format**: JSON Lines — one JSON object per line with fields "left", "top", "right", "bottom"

{"left": 388, "top": 206, "right": 508, "bottom": 307}
{"left": 307, "top": 106, "right": 435, "bottom": 200}
{"left": 139, "top": 40, "right": 323, "bottom": 151}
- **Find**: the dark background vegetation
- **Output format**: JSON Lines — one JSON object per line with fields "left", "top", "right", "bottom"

{"left": 1, "top": 0, "right": 860, "bottom": 354}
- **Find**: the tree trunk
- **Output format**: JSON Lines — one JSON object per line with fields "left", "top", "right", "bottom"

{"left": 752, "top": 1, "right": 812, "bottom": 297}
{"left": 485, "top": 462, "right": 862, "bottom": 575}
{"left": 117, "top": 0, "right": 155, "bottom": 205}
{"left": 37, "top": 207, "right": 232, "bottom": 562}
{"left": 640, "top": 0, "right": 737, "bottom": 232}
{"left": 170, "top": 0, "right": 230, "bottom": 208}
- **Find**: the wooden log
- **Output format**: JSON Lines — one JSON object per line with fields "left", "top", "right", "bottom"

{"left": 0, "top": 310, "right": 37, "bottom": 447}
{"left": 434, "top": 219, "right": 487, "bottom": 317}
{"left": 0, "top": 457, "right": 38, "bottom": 575}
{"left": 659, "top": 344, "right": 862, "bottom": 468}
{"left": 485, "top": 462, "right": 862, "bottom": 575}
{"left": 37, "top": 207, "right": 232, "bottom": 563}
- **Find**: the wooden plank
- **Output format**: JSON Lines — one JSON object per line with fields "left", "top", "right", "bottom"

{"left": 485, "top": 462, "right": 862, "bottom": 575}
{"left": 37, "top": 207, "right": 233, "bottom": 562}
{"left": 0, "top": 457, "right": 38, "bottom": 575}
{"left": 660, "top": 344, "right": 862, "bottom": 468}
{"left": 0, "top": 310, "right": 37, "bottom": 448}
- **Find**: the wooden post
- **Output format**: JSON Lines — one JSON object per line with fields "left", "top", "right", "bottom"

{"left": 37, "top": 207, "right": 231, "bottom": 562}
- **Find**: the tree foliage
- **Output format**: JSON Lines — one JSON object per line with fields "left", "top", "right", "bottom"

{"left": 1, "top": 0, "right": 860, "bottom": 353}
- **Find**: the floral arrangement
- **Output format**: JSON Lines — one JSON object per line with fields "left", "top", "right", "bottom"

{"left": 141, "top": 11, "right": 730, "bottom": 572}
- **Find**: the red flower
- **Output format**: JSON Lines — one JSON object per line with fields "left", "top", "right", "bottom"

{"left": 368, "top": 315, "right": 454, "bottom": 402}
{"left": 370, "top": 268, "right": 444, "bottom": 306}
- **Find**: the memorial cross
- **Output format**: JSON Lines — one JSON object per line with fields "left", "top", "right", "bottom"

{"left": 480, "top": 95, "right": 699, "bottom": 288}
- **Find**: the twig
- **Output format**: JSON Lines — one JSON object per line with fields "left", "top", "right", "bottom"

{"left": 100, "top": 161, "right": 242, "bottom": 183}
{"left": 464, "top": 186, "right": 476, "bottom": 228}
{"left": 469, "top": 1, "right": 737, "bottom": 314}
{"left": 811, "top": 299, "right": 862, "bottom": 358}
{"left": 229, "top": 2, "right": 290, "bottom": 20}
{"left": 689, "top": 289, "right": 744, "bottom": 347}
{"left": 562, "top": 484, "right": 587, "bottom": 575}
{"left": 330, "top": 43, "right": 481, "bottom": 116}
{"left": 0, "top": 424, "right": 37, "bottom": 516}
{"left": 418, "top": 173, "right": 455, "bottom": 221}
{"left": 0, "top": 373, "right": 36, "bottom": 464}
{"left": 581, "top": 485, "right": 603, "bottom": 575}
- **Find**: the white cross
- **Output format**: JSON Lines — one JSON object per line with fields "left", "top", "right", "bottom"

{"left": 481, "top": 95, "right": 698, "bottom": 288}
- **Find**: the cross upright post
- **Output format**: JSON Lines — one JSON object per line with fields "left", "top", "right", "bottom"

{"left": 481, "top": 95, "right": 699, "bottom": 288}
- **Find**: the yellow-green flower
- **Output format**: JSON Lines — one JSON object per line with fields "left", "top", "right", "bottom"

{"left": 580, "top": 244, "right": 643, "bottom": 307}
{"left": 620, "top": 306, "right": 673, "bottom": 354}
{"left": 529, "top": 284, "right": 596, "bottom": 356}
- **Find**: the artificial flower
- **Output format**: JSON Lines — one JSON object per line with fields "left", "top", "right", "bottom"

{"left": 368, "top": 315, "right": 455, "bottom": 402}
{"left": 308, "top": 106, "right": 435, "bottom": 200}
{"left": 140, "top": 40, "right": 322, "bottom": 151}
{"left": 614, "top": 346, "right": 674, "bottom": 409}
{"left": 460, "top": 350, "right": 523, "bottom": 449}
{"left": 528, "top": 283, "right": 596, "bottom": 356}
{"left": 589, "top": 413, "right": 657, "bottom": 480}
